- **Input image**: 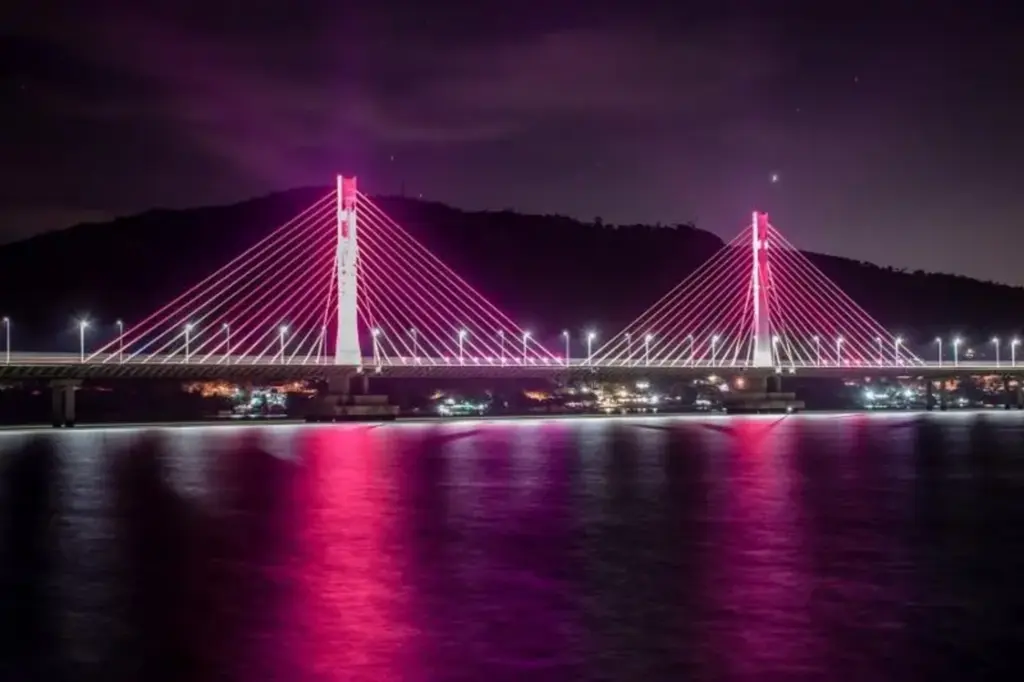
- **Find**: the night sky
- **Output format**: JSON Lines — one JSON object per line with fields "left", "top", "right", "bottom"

{"left": 5, "top": 2, "right": 1024, "bottom": 284}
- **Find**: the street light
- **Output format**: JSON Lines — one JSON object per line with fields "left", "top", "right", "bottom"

{"left": 710, "top": 334, "right": 719, "bottom": 366}
{"left": 184, "top": 323, "right": 193, "bottom": 363}
{"left": 687, "top": 334, "right": 695, "bottom": 365}
{"left": 223, "top": 323, "right": 231, "bottom": 359}
{"left": 813, "top": 334, "right": 821, "bottom": 366}
{"left": 79, "top": 319, "right": 90, "bottom": 362}
{"left": 835, "top": 336, "right": 844, "bottom": 366}
{"left": 953, "top": 337, "right": 961, "bottom": 367}
{"left": 894, "top": 336, "right": 902, "bottom": 365}
{"left": 562, "top": 330, "right": 570, "bottom": 366}
{"left": 457, "top": 328, "right": 467, "bottom": 365}
{"left": 992, "top": 337, "right": 1000, "bottom": 367}
{"left": 372, "top": 327, "right": 383, "bottom": 364}
{"left": 644, "top": 333, "right": 653, "bottom": 366}
{"left": 522, "top": 331, "right": 531, "bottom": 362}
{"left": 498, "top": 330, "right": 505, "bottom": 365}
{"left": 1013, "top": 338, "right": 1020, "bottom": 367}
{"left": 409, "top": 328, "right": 419, "bottom": 364}
{"left": 320, "top": 325, "right": 327, "bottom": 364}
{"left": 116, "top": 319, "right": 124, "bottom": 364}
{"left": 587, "top": 331, "right": 596, "bottom": 364}
{"left": 935, "top": 337, "right": 942, "bottom": 366}
{"left": 625, "top": 332, "right": 633, "bottom": 365}
{"left": 876, "top": 336, "right": 883, "bottom": 365}
{"left": 2, "top": 317, "right": 9, "bottom": 365}
{"left": 279, "top": 325, "right": 289, "bottom": 363}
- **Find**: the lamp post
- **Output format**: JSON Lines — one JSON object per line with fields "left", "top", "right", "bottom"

{"left": 116, "top": 319, "right": 124, "bottom": 363}
{"left": 894, "top": 336, "right": 902, "bottom": 365}
{"left": 953, "top": 337, "right": 961, "bottom": 367}
{"left": 687, "top": 334, "right": 695, "bottom": 365}
{"left": 184, "top": 323, "right": 193, "bottom": 363}
{"left": 223, "top": 323, "right": 231, "bottom": 359}
{"left": 625, "top": 332, "right": 632, "bottom": 365}
{"left": 562, "top": 330, "right": 570, "bottom": 366}
{"left": 498, "top": 330, "right": 505, "bottom": 365}
{"left": 320, "top": 325, "right": 327, "bottom": 364}
{"left": 992, "top": 337, "right": 1000, "bottom": 368}
{"left": 79, "top": 319, "right": 90, "bottom": 362}
{"left": 458, "top": 329, "right": 466, "bottom": 365}
{"left": 409, "top": 328, "right": 419, "bottom": 364}
{"left": 813, "top": 334, "right": 821, "bottom": 366}
{"left": 279, "top": 325, "right": 289, "bottom": 363}
{"left": 835, "top": 336, "right": 844, "bottom": 366}
{"left": 2, "top": 317, "right": 9, "bottom": 365}
{"left": 772, "top": 335, "right": 780, "bottom": 364}
{"left": 522, "top": 331, "right": 531, "bottom": 362}
{"left": 876, "top": 336, "right": 884, "bottom": 365}
{"left": 710, "top": 334, "right": 719, "bottom": 366}
{"left": 1013, "top": 338, "right": 1020, "bottom": 367}
{"left": 935, "top": 337, "right": 942, "bottom": 366}
{"left": 644, "top": 333, "right": 653, "bottom": 366}
{"left": 373, "top": 327, "right": 382, "bottom": 365}
{"left": 586, "top": 331, "right": 596, "bottom": 365}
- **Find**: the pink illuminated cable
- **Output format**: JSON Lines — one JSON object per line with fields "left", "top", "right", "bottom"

{"left": 110, "top": 203, "right": 335, "bottom": 362}
{"left": 767, "top": 230, "right": 913, "bottom": 365}
{"left": 630, "top": 237, "right": 752, "bottom": 364}
{"left": 593, "top": 227, "right": 752, "bottom": 359}
{"left": 357, "top": 228, "right": 471, "bottom": 360}
{"left": 146, "top": 210, "right": 335, "bottom": 362}
{"left": 357, "top": 206, "right": 536, "bottom": 359}
{"left": 358, "top": 195, "right": 557, "bottom": 359}
{"left": 229, "top": 237, "right": 337, "bottom": 360}
{"left": 357, "top": 209, "right": 534, "bottom": 360}
{"left": 767, "top": 225, "right": 921, "bottom": 364}
{"left": 90, "top": 192, "right": 335, "bottom": 360}
{"left": 602, "top": 236, "right": 751, "bottom": 364}
{"left": 250, "top": 252, "right": 336, "bottom": 361}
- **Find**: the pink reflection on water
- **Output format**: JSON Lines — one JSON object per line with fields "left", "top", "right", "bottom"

{"left": 292, "top": 426, "right": 416, "bottom": 681}
{"left": 703, "top": 418, "right": 823, "bottom": 680}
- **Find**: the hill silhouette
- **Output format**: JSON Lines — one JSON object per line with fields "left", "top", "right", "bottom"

{"left": 0, "top": 187, "right": 1020, "bottom": 352}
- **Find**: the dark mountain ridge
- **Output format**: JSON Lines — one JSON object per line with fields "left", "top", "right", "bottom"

{"left": 0, "top": 186, "right": 1020, "bottom": 351}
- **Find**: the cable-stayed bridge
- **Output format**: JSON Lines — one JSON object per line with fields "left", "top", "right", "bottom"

{"left": 0, "top": 177, "right": 1015, "bottom": 380}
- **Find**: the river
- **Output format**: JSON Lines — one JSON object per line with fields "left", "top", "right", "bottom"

{"left": 1, "top": 411, "right": 1023, "bottom": 680}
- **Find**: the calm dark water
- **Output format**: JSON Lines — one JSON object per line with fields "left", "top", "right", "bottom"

{"left": 2, "top": 412, "right": 1024, "bottom": 681}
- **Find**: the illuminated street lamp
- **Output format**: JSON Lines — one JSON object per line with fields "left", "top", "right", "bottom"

{"left": 687, "top": 334, "right": 695, "bottom": 365}
{"left": 935, "top": 337, "right": 942, "bottom": 366}
{"left": 876, "top": 336, "right": 884, "bottom": 365}
{"left": 372, "top": 327, "right": 383, "bottom": 365}
{"left": 625, "top": 332, "right": 632, "bottom": 365}
{"left": 409, "top": 328, "right": 419, "bottom": 364}
{"left": 522, "top": 331, "right": 531, "bottom": 362}
{"left": 992, "top": 337, "right": 1000, "bottom": 367}
{"left": 279, "top": 325, "right": 289, "bottom": 363}
{"left": 562, "top": 330, "right": 570, "bottom": 366}
{"left": 813, "top": 334, "right": 821, "bottom": 366}
{"left": 587, "top": 331, "right": 596, "bottom": 365}
{"left": 222, "top": 323, "right": 231, "bottom": 359}
{"left": 320, "top": 325, "right": 327, "bottom": 364}
{"left": 644, "top": 333, "right": 653, "bottom": 366}
{"left": 498, "top": 330, "right": 505, "bottom": 365}
{"left": 894, "top": 336, "right": 902, "bottom": 365}
{"left": 953, "top": 337, "right": 961, "bottom": 367}
{"left": 184, "top": 322, "right": 193, "bottom": 363}
{"left": 835, "top": 336, "right": 844, "bottom": 366}
{"left": 116, "top": 319, "right": 124, "bottom": 364}
{"left": 710, "top": 334, "right": 719, "bottom": 366}
{"left": 2, "top": 316, "right": 9, "bottom": 365}
{"left": 1013, "top": 338, "right": 1020, "bottom": 367}
{"left": 457, "top": 328, "right": 467, "bottom": 365}
{"left": 79, "top": 319, "right": 90, "bottom": 362}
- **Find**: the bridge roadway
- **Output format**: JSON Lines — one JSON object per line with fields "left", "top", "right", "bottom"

{"left": 0, "top": 352, "right": 1020, "bottom": 380}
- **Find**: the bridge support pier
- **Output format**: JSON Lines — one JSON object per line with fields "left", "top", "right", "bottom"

{"left": 50, "top": 379, "right": 81, "bottom": 428}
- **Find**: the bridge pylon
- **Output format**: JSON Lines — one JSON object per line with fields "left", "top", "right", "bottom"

{"left": 335, "top": 175, "right": 362, "bottom": 366}
{"left": 751, "top": 211, "right": 773, "bottom": 367}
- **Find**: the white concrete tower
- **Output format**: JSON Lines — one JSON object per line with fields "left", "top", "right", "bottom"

{"left": 751, "top": 210, "right": 774, "bottom": 367}
{"left": 334, "top": 175, "right": 362, "bottom": 365}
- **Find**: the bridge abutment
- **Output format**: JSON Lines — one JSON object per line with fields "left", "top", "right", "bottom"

{"left": 50, "top": 379, "right": 81, "bottom": 427}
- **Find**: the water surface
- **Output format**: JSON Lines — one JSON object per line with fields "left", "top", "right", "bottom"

{"left": 2, "top": 412, "right": 1023, "bottom": 681}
